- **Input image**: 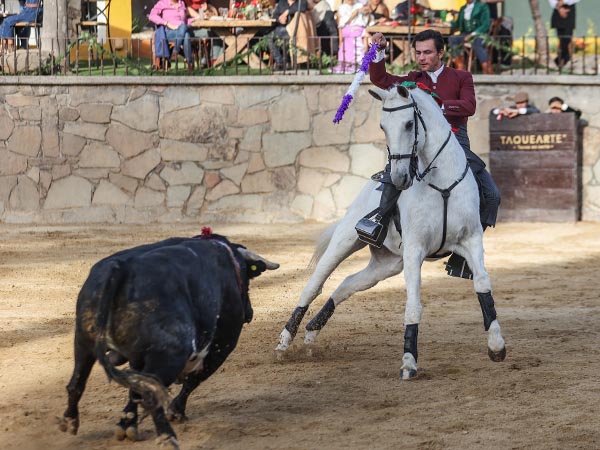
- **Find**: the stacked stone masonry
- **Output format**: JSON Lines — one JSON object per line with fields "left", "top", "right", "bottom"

{"left": 0, "top": 77, "right": 599, "bottom": 224}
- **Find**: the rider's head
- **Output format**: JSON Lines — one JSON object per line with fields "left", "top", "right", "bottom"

{"left": 412, "top": 30, "right": 445, "bottom": 73}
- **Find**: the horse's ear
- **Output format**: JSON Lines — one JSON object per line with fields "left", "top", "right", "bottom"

{"left": 397, "top": 85, "right": 410, "bottom": 98}
{"left": 368, "top": 88, "right": 386, "bottom": 102}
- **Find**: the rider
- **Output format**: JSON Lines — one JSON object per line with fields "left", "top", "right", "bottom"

{"left": 358, "top": 29, "right": 500, "bottom": 278}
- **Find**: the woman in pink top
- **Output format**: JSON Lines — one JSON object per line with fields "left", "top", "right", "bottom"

{"left": 149, "top": 0, "right": 193, "bottom": 68}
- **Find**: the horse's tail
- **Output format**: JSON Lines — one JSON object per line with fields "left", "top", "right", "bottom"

{"left": 308, "top": 221, "right": 340, "bottom": 269}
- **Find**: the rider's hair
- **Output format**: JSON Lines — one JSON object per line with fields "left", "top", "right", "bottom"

{"left": 412, "top": 30, "right": 445, "bottom": 53}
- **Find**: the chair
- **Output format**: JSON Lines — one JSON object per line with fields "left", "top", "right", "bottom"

{"left": 13, "top": 0, "right": 43, "bottom": 50}
{"left": 152, "top": 25, "right": 197, "bottom": 72}
{"left": 78, "top": 0, "right": 112, "bottom": 51}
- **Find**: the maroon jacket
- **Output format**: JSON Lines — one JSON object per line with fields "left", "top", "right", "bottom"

{"left": 369, "top": 59, "right": 476, "bottom": 130}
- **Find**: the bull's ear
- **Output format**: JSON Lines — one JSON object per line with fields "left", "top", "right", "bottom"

{"left": 368, "top": 88, "right": 387, "bottom": 102}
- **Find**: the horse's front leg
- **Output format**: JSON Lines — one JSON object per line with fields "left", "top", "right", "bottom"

{"left": 275, "top": 222, "right": 364, "bottom": 353}
{"left": 400, "top": 244, "right": 426, "bottom": 380}
{"left": 457, "top": 237, "right": 507, "bottom": 362}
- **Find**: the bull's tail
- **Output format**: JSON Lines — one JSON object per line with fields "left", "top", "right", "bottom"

{"left": 308, "top": 221, "right": 340, "bottom": 269}
{"left": 93, "top": 261, "right": 170, "bottom": 412}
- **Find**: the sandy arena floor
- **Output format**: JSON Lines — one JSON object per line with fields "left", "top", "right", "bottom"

{"left": 1, "top": 221, "right": 600, "bottom": 450}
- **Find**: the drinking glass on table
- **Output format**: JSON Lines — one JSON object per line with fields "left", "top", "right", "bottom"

{"left": 219, "top": 7, "right": 228, "bottom": 18}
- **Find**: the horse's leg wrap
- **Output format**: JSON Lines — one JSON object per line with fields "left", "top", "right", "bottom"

{"left": 477, "top": 291, "right": 497, "bottom": 331}
{"left": 284, "top": 306, "right": 309, "bottom": 338}
{"left": 306, "top": 298, "right": 335, "bottom": 331}
{"left": 403, "top": 323, "right": 419, "bottom": 362}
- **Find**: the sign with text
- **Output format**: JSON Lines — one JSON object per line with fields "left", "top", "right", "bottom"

{"left": 489, "top": 113, "right": 581, "bottom": 222}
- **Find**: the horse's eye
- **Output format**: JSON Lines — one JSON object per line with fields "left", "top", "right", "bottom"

{"left": 380, "top": 124, "right": 384, "bottom": 130}
{"left": 405, "top": 120, "right": 414, "bottom": 131}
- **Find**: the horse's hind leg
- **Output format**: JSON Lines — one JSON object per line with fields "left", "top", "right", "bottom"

{"left": 456, "top": 236, "right": 507, "bottom": 362}
{"left": 304, "top": 249, "right": 404, "bottom": 346}
{"left": 276, "top": 222, "right": 365, "bottom": 352}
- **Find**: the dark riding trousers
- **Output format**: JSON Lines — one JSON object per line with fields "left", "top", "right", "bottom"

{"left": 379, "top": 124, "right": 500, "bottom": 227}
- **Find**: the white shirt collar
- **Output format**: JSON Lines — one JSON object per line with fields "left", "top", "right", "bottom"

{"left": 464, "top": 2, "right": 475, "bottom": 20}
{"left": 427, "top": 64, "right": 444, "bottom": 83}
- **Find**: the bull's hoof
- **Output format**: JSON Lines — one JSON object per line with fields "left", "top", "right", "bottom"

{"left": 116, "top": 425, "right": 139, "bottom": 441}
{"left": 400, "top": 368, "right": 418, "bottom": 380}
{"left": 57, "top": 416, "right": 79, "bottom": 435}
{"left": 166, "top": 410, "right": 187, "bottom": 423}
{"left": 156, "top": 434, "right": 180, "bottom": 450}
{"left": 488, "top": 346, "right": 507, "bottom": 362}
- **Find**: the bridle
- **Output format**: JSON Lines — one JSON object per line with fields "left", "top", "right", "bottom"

{"left": 384, "top": 92, "right": 452, "bottom": 183}
{"left": 383, "top": 92, "right": 470, "bottom": 257}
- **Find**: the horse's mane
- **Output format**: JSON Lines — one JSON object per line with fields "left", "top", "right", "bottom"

{"left": 386, "top": 84, "right": 450, "bottom": 132}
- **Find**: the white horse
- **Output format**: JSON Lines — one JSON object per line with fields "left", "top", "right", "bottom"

{"left": 275, "top": 84, "right": 506, "bottom": 379}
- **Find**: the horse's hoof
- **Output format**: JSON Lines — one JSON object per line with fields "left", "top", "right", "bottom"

{"left": 126, "top": 426, "right": 139, "bottom": 441}
{"left": 488, "top": 346, "right": 506, "bottom": 362}
{"left": 57, "top": 416, "right": 79, "bottom": 435}
{"left": 400, "top": 368, "right": 418, "bottom": 380}
{"left": 275, "top": 329, "right": 292, "bottom": 352}
{"left": 304, "top": 329, "right": 319, "bottom": 345}
{"left": 115, "top": 427, "right": 126, "bottom": 441}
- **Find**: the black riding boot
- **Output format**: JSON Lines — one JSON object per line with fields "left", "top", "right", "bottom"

{"left": 355, "top": 182, "right": 400, "bottom": 248}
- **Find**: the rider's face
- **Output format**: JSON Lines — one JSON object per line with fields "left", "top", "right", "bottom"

{"left": 414, "top": 39, "right": 443, "bottom": 72}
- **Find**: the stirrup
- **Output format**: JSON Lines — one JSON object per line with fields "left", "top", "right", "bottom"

{"left": 445, "top": 253, "right": 473, "bottom": 280}
{"left": 356, "top": 211, "right": 387, "bottom": 248}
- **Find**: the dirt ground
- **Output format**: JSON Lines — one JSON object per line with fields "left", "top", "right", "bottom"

{"left": 1, "top": 221, "right": 600, "bottom": 450}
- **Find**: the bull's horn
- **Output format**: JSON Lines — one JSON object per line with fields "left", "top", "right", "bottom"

{"left": 237, "top": 248, "right": 280, "bottom": 270}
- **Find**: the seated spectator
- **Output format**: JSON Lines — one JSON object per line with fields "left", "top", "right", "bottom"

{"left": 0, "top": 0, "right": 42, "bottom": 54}
{"left": 185, "top": 0, "right": 224, "bottom": 66}
{"left": 367, "top": 0, "right": 389, "bottom": 25}
{"left": 548, "top": 96, "right": 582, "bottom": 119}
{"left": 331, "top": 0, "right": 370, "bottom": 73}
{"left": 491, "top": 91, "right": 540, "bottom": 120}
{"left": 448, "top": 0, "right": 493, "bottom": 74}
{"left": 363, "top": 0, "right": 388, "bottom": 53}
{"left": 149, "top": 0, "right": 194, "bottom": 71}
{"left": 309, "top": 0, "right": 338, "bottom": 56}
{"left": 267, "top": 0, "right": 308, "bottom": 70}
{"left": 391, "top": 0, "right": 424, "bottom": 21}
{"left": 481, "top": 0, "right": 504, "bottom": 20}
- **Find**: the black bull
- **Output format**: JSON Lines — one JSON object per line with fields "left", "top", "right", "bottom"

{"left": 58, "top": 234, "right": 278, "bottom": 449}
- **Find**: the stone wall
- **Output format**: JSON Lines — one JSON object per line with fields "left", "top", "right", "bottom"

{"left": 0, "top": 75, "right": 599, "bottom": 224}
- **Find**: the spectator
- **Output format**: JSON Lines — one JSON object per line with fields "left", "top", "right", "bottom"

{"left": 0, "top": 0, "right": 42, "bottom": 54}
{"left": 391, "top": 0, "right": 424, "bottom": 22}
{"left": 548, "top": 96, "right": 582, "bottom": 119}
{"left": 185, "top": 0, "right": 224, "bottom": 66}
{"left": 309, "top": 0, "right": 339, "bottom": 56}
{"left": 267, "top": 0, "right": 308, "bottom": 71}
{"left": 549, "top": 0, "right": 579, "bottom": 69}
{"left": 492, "top": 91, "right": 540, "bottom": 120}
{"left": 448, "top": 0, "right": 493, "bottom": 74}
{"left": 331, "top": 0, "right": 370, "bottom": 73}
{"left": 367, "top": 0, "right": 389, "bottom": 25}
{"left": 481, "top": 0, "right": 504, "bottom": 20}
{"left": 149, "top": 0, "right": 194, "bottom": 71}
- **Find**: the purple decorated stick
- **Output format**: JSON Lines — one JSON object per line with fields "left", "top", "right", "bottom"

{"left": 333, "top": 44, "right": 380, "bottom": 124}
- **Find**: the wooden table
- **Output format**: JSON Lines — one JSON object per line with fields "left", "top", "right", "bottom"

{"left": 366, "top": 24, "right": 452, "bottom": 66}
{"left": 190, "top": 19, "right": 274, "bottom": 69}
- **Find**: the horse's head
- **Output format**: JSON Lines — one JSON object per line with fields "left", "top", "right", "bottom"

{"left": 369, "top": 85, "right": 427, "bottom": 190}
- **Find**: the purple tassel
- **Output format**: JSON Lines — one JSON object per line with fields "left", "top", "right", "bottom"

{"left": 360, "top": 44, "right": 379, "bottom": 73}
{"left": 333, "top": 94, "right": 353, "bottom": 124}
{"left": 333, "top": 44, "right": 379, "bottom": 124}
